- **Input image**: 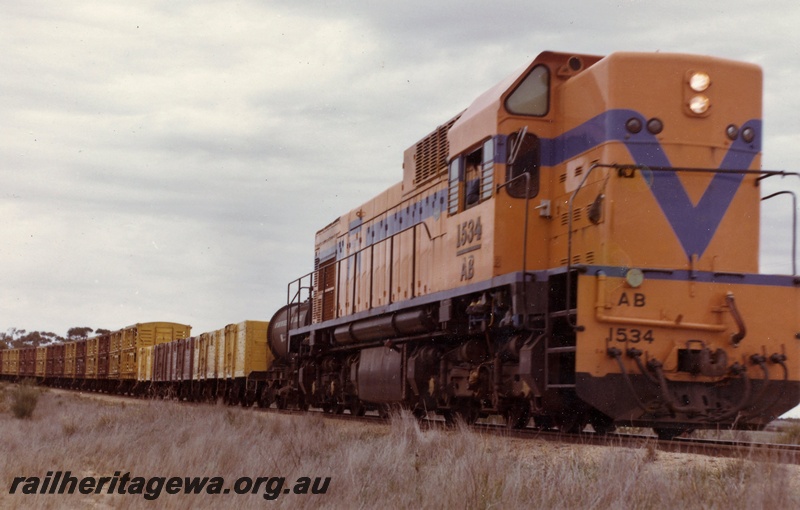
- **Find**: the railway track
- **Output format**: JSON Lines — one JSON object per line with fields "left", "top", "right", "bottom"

{"left": 256, "top": 405, "right": 800, "bottom": 465}
{"left": 47, "top": 386, "right": 800, "bottom": 465}
{"left": 472, "top": 424, "right": 800, "bottom": 466}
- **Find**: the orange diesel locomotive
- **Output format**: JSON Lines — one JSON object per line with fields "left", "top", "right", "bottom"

{"left": 267, "top": 51, "right": 800, "bottom": 437}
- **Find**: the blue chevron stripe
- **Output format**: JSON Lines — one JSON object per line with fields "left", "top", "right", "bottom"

{"left": 541, "top": 109, "right": 761, "bottom": 260}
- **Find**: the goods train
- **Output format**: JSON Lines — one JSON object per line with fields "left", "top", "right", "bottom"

{"left": 2, "top": 51, "right": 799, "bottom": 439}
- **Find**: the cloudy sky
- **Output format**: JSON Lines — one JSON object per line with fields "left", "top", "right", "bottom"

{"left": 3, "top": 0, "right": 800, "bottom": 340}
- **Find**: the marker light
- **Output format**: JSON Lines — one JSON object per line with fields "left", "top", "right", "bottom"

{"left": 646, "top": 118, "right": 663, "bottom": 134}
{"left": 689, "top": 94, "right": 710, "bottom": 114}
{"left": 625, "top": 268, "right": 644, "bottom": 288}
{"left": 689, "top": 71, "right": 711, "bottom": 92}
{"left": 625, "top": 117, "right": 642, "bottom": 134}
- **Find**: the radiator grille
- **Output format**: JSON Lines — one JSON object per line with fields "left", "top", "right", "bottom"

{"left": 414, "top": 116, "right": 459, "bottom": 186}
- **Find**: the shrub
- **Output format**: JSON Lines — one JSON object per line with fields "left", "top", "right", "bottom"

{"left": 9, "top": 380, "right": 40, "bottom": 419}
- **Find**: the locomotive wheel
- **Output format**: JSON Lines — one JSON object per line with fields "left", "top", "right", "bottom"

{"left": 275, "top": 395, "right": 287, "bottom": 410}
{"left": 349, "top": 399, "right": 366, "bottom": 416}
{"left": 444, "top": 401, "right": 480, "bottom": 426}
{"left": 377, "top": 403, "right": 405, "bottom": 420}
{"left": 506, "top": 402, "right": 531, "bottom": 430}
{"left": 556, "top": 410, "right": 587, "bottom": 434}
{"left": 653, "top": 427, "right": 685, "bottom": 441}
{"left": 322, "top": 402, "right": 343, "bottom": 414}
{"left": 459, "top": 407, "right": 480, "bottom": 425}
{"left": 532, "top": 415, "right": 554, "bottom": 431}
{"left": 588, "top": 411, "right": 616, "bottom": 435}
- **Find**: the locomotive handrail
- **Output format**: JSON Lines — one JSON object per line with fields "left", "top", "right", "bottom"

{"left": 497, "top": 170, "right": 535, "bottom": 328}
{"left": 285, "top": 216, "right": 444, "bottom": 333}
{"left": 284, "top": 274, "right": 315, "bottom": 348}
{"left": 615, "top": 165, "right": 800, "bottom": 181}
{"left": 594, "top": 272, "right": 728, "bottom": 332}
{"left": 761, "top": 190, "right": 797, "bottom": 275}
{"left": 755, "top": 170, "right": 800, "bottom": 184}
{"left": 565, "top": 162, "right": 610, "bottom": 329}
{"left": 497, "top": 171, "right": 533, "bottom": 275}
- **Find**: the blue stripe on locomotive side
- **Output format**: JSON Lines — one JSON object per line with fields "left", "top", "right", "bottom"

{"left": 586, "top": 264, "right": 798, "bottom": 287}
{"left": 340, "top": 109, "right": 763, "bottom": 264}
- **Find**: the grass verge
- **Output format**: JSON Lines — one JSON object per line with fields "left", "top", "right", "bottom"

{"left": 0, "top": 391, "right": 798, "bottom": 509}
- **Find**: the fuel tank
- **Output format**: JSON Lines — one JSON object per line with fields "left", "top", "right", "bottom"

{"left": 267, "top": 302, "right": 311, "bottom": 360}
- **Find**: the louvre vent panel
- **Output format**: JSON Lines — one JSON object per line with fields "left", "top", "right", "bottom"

{"left": 414, "top": 116, "right": 459, "bottom": 186}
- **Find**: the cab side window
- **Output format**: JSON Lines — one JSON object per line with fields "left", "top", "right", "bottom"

{"left": 464, "top": 150, "right": 481, "bottom": 208}
{"left": 449, "top": 138, "right": 496, "bottom": 214}
{"left": 447, "top": 158, "right": 462, "bottom": 215}
{"left": 480, "top": 139, "right": 494, "bottom": 201}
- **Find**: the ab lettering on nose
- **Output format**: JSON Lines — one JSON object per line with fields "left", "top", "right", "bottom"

{"left": 618, "top": 292, "right": 646, "bottom": 307}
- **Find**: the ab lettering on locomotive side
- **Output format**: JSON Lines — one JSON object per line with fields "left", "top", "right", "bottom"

{"left": 617, "top": 292, "right": 646, "bottom": 307}
{"left": 460, "top": 256, "right": 475, "bottom": 281}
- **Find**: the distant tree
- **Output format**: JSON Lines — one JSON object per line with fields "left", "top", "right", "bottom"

{"left": 20, "top": 331, "right": 64, "bottom": 347}
{"left": 3, "top": 328, "right": 25, "bottom": 342}
{"left": 67, "top": 327, "right": 94, "bottom": 341}
{"left": 0, "top": 328, "right": 65, "bottom": 348}
{"left": 94, "top": 328, "right": 112, "bottom": 336}
{"left": 39, "top": 331, "right": 63, "bottom": 345}
{"left": 18, "top": 331, "right": 45, "bottom": 347}
{"left": 1, "top": 329, "right": 21, "bottom": 349}
{"left": 0, "top": 329, "right": 12, "bottom": 349}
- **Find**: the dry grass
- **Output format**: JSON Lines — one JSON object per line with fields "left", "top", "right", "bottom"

{"left": 8, "top": 379, "right": 40, "bottom": 419}
{"left": 779, "top": 424, "right": 800, "bottom": 445}
{"left": 1, "top": 388, "right": 799, "bottom": 509}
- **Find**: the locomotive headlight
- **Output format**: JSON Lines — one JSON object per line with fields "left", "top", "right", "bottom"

{"left": 689, "top": 94, "right": 710, "bottom": 114}
{"left": 689, "top": 71, "right": 711, "bottom": 92}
